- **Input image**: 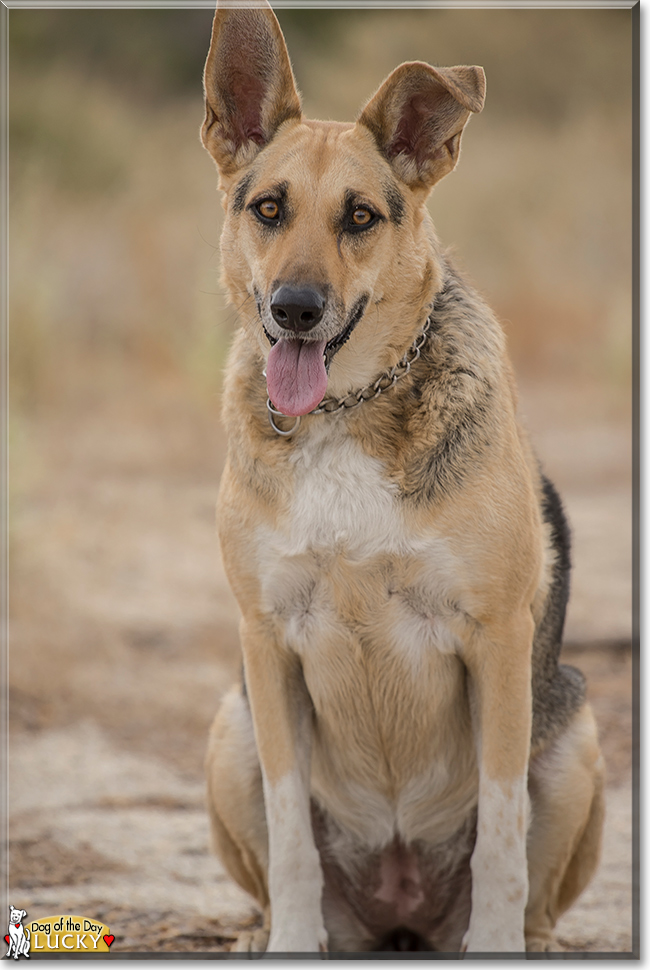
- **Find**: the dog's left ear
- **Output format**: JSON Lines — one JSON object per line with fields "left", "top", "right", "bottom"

{"left": 358, "top": 62, "right": 485, "bottom": 191}
{"left": 202, "top": 1, "right": 302, "bottom": 177}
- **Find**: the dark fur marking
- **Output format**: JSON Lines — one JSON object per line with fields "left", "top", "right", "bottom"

{"left": 399, "top": 274, "right": 495, "bottom": 504}
{"left": 530, "top": 475, "right": 585, "bottom": 747}
{"left": 251, "top": 179, "right": 289, "bottom": 206}
{"left": 449, "top": 367, "right": 481, "bottom": 381}
{"left": 382, "top": 180, "right": 406, "bottom": 225}
{"left": 232, "top": 172, "right": 254, "bottom": 214}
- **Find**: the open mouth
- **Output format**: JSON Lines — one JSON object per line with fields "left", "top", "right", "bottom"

{"left": 262, "top": 296, "right": 368, "bottom": 417}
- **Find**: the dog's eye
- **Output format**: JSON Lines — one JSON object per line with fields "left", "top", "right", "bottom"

{"left": 255, "top": 199, "right": 280, "bottom": 222}
{"left": 345, "top": 206, "right": 379, "bottom": 232}
{"left": 352, "top": 207, "right": 373, "bottom": 226}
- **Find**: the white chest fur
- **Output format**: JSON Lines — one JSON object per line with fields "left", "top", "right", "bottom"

{"left": 256, "top": 422, "right": 464, "bottom": 659}
{"left": 284, "top": 420, "right": 405, "bottom": 558}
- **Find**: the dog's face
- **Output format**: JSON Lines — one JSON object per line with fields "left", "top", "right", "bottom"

{"left": 202, "top": 2, "right": 484, "bottom": 414}
{"left": 9, "top": 908, "right": 25, "bottom": 925}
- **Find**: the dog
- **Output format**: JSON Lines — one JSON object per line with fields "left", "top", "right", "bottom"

{"left": 201, "top": 1, "right": 604, "bottom": 953}
{"left": 6, "top": 908, "right": 30, "bottom": 960}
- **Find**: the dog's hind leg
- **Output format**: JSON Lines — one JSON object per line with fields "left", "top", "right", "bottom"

{"left": 206, "top": 685, "right": 270, "bottom": 951}
{"left": 525, "top": 702, "right": 605, "bottom": 952}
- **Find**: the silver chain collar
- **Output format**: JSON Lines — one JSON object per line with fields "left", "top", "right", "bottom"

{"left": 265, "top": 315, "right": 433, "bottom": 437}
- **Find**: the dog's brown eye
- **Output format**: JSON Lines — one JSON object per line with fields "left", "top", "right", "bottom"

{"left": 352, "top": 207, "right": 373, "bottom": 226}
{"left": 345, "top": 206, "right": 379, "bottom": 233}
{"left": 256, "top": 200, "right": 280, "bottom": 220}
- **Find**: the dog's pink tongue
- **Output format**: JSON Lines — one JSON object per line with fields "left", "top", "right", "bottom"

{"left": 266, "top": 338, "right": 328, "bottom": 416}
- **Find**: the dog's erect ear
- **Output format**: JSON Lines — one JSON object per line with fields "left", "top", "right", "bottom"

{"left": 358, "top": 62, "right": 485, "bottom": 190}
{"left": 201, "top": 1, "right": 301, "bottom": 176}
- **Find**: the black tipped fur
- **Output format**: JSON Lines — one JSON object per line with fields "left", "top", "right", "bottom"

{"left": 232, "top": 172, "right": 254, "bottom": 214}
{"left": 531, "top": 475, "right": 585, "bottom": 747}
{"left": 383, "top": 180, "right": 406, "bottom": 225}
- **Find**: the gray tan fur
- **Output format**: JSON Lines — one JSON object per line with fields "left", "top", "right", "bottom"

{"left": 201, "top": 0, "right": 604, "bottom": 954}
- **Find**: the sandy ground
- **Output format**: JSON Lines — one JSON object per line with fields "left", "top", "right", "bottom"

{"left": 7, "top": 375, "right": 635, "bottom": 955}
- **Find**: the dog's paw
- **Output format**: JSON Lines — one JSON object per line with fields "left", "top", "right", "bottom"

{"left": 232, "top": 927, "right": 270, "bottom": 953}
{"left": 267, "top": 924, "right": 328, "bottom": 954}
{"left": 525, "top": 935, "right": 557, "bottom": 953}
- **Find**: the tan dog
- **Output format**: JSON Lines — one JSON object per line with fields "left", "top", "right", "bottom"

{"left": 201, "top": 2, "right": 604, "bottom": 954}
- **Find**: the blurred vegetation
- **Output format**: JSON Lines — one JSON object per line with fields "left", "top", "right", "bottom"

{"left": 9, "top": 6, "right": 633, "bottom": 420}
{"left": 10, "top": 7, "right": 629, "bottom": 120}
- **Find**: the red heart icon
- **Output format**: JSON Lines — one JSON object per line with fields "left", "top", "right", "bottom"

{"left": 103, "top": 935, "right": 114, "bottom": 948}
{"left": 4, "top": 936, "right": 9, "bottom": 945}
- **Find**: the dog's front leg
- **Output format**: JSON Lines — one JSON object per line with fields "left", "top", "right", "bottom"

{"left": 241, "top": 619, "right": 327, "bottom": 954}
{"left": 463, "top": 611, "right": 534, "bottom": 954}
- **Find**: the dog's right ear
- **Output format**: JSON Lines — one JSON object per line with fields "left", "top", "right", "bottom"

{"left": 201, "top": 2, "right": 302, "bottom": 177}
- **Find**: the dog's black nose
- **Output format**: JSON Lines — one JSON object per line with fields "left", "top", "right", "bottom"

{"left": 270, "top": 285, "right": 325, "bottom": 333}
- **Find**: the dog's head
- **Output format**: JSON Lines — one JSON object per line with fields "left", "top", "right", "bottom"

{"left": 9, "top": 907, "right": 26, "bottom": 925}
{"left": 202, "top": 2, "right": 485, "bottom": 416}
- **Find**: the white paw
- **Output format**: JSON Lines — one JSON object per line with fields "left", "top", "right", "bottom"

{"left": 233, "top": 927, "right": 269, "bottom": 953}
{"left": 267, "top": 922, "right": 328, "bottom": 954}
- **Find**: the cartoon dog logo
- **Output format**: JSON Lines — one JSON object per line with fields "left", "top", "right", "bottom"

{"left": 5, "top": 908, "right": 30, "bottom": 960}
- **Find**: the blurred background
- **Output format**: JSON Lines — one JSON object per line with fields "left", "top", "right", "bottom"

{"left": 8, "top": 5, "right": 634, "bottom": 953}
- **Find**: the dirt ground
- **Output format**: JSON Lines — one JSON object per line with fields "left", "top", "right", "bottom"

{"left": 7, "top": 373, "right": 634, "bottom": 956}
